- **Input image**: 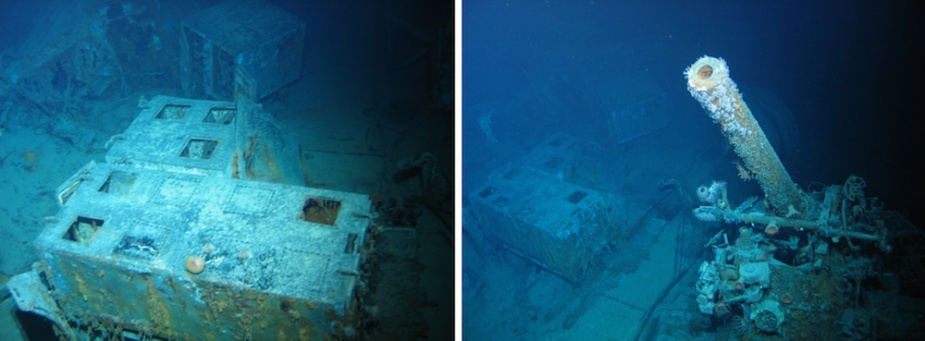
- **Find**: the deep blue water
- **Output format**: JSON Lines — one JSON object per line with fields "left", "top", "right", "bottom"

{"left": 462, "top": 0, "right": 925, "bottom": 339}
{"left": 464, "top": 0, "right": 924, "bottom": 216}
{"left": 462, "top": 1, "right": 925, "bottom": 221}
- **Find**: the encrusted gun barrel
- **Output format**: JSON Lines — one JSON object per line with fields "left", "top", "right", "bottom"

{"left": 685, "top": 56, "right": 804, "bottom": 215}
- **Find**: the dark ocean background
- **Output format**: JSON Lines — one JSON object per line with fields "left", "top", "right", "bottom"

{"left": 463, "top": 1, "right": 925, "bottom": 339}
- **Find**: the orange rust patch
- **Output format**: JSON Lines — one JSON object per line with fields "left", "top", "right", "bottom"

{"left": 231, "top": 152, "right": 240, "bottom": 179}
{"left": 698, "top": 65, "right": 713, "bottom": 79}
{"left": 22, "top": 151, "right": 38, "bottom": 171}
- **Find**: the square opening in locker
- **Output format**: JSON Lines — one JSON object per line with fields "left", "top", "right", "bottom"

{"left": 491, "top": 196, "right": 510, "bottom": 207}
{"left": 203, "top": 107, "right": 236, "bottom": 125}
{"left": 155, "top": 104, "right": 191, "bottom": 119}
{"left": 549, "top": 136, "right": 566, "bottom": 147}
{"left": 566, "top": 190, "right": 587, "bottom": 204}
{"left": 98, "top": 171, "right": 137, "bottom": 194}
{"left": 544, "top": 157, "right": 564, "bottom": 169}
{"left": 301, "top": 197, "right": 341, "bottom": 225}
{"left": 63, "top": 216, "right": 104, "bottom": 244}
{"left": 477, "top": 186, "right": 496, "bottom": 198}
{"left": 113, "top": 235, "right": 160, "bottom": 259}
{"left": 180, "top": 138, "right": 219, "bottom": 159}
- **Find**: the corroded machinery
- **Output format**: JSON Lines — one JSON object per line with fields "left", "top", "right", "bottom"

{"left": 689, "top": 174, "right": 907, "bottom": 337}
{"left": 4, "top": 1, "right": 375, "bottom": 339}
{"left": 467, "top": 134, "right": 621, "bottom": 282}
{"left": 7, "top": 99, "right": 370, "bottom": 339}
{"left": 107, "top": 94, "right": 306, "bottom": 186}
{"left": 686, "top": 56, "right": 890, "bottom": 251}
{"left": 685, "top": 56, "right": 919, "bottom": 339}
{"left": 9, "top": 97, "right": 370, "bottom": 340}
